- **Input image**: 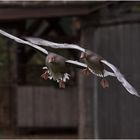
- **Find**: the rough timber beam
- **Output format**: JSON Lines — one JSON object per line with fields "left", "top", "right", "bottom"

{"left": 0, "top": 7, "right": 90, "bottom": 20}
{"left": 0, "top": 2, "right": 113, "bottom": 20}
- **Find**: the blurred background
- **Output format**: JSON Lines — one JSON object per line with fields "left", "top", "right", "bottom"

{"left": 0, "top": 1, "right": 140, "bottom": 139}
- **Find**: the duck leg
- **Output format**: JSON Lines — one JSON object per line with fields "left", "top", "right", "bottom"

{"left": 41, "top": 71, "right": 49, "bottom": 80}
{"left": 81, "top": 68, "right": 91, "bottom": 76}
{"left": 59, "top": 80, "right": 65, "bottom": 88}
{"left": 100, "top": 78, "right": 109, "bottom": 88}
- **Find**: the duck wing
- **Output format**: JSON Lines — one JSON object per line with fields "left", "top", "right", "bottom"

{"left": 0, "top": 29, "right": 48, "bottom": 55}
{"left": 25, "top": 37, "right": 85, "bottom": 60}
{"left": 65, "top": 60, "right": 87, "bottom": 69}
{"left": 101, "top": 59, "right": 140, "bottom": 97}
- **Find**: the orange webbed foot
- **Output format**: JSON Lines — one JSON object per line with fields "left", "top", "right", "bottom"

{"left": 81, "top": 68, "right": 91, "bottom": 76}
{"left": 59, "top": 80, "right": 65, "bottom": 88}
{"left": 41, "top": 71, "right": 49, "bottom": 80}
{"left": 100, "top": 79, "right": 109, "bottom": 88}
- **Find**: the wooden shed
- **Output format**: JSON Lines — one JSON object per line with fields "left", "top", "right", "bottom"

{"left": 0, "top": 1, "right": 140, "bottom": 139}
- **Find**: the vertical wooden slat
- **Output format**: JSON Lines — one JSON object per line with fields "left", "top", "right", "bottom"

{"left": 8, "top": 31, "right": 19, "bottom": 129}
{"left": 17, "top": 86, "right": 78, "bottom": 128}
{"left": 78, "top": 27, "right": 95, "bottom": 138}
{"left": 118, "top": 23, "right": 140, "bottom": 138}
{"left": 79, "top": 20, "right": 140, "bottom": 138}
{"left": 17, "top": 86, "right": 34, "bottom": 127}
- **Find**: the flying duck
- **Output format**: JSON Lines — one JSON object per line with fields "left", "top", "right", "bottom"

{"left": 80, "top": 50, "right": 140, "bottom": 97}
{"left": 25, "top": 37, "right": 140, "bottom": 97}
{"left": 0, "top": 29, "right": 88, "bottom": 88}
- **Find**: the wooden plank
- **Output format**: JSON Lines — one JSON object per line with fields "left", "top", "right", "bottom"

{"left": 88, "top": 13, "right": 140, "bottom": 27}
{"left": 33, "top": 87, "right": 78, "bottom": 127}
{"left": 0, "top": 7, "right": 90, "bottom": 20}
{"left": 16, "top": 86, "right": 78, "bottom": 128}
{"left": 96, "top": 25, "right": 122, "bottom": 138}
{"left": 78, "top": 27, "right": 95, "bottom": 139}
{"left": 0, "top": 87, "right": 11, "bottom": 127}
{"left": 17, "top": 86, "right": 34, "bottom": 127}
{"left": 79, "top": 20, "right": 140, "bottom": 138}
{"left": 118, "top": 23, "right": 140, "bottom": 138}
{"left": 0, "top": 1, "right": 114, "bottom": 20}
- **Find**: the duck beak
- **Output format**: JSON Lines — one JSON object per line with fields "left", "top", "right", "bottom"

{"left": 80, "top": 52, "right": 86, "bottom": 59}
{"left": 48, "top": 57, "right": 55, "bottom": 63}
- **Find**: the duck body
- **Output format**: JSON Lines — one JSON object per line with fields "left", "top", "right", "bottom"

{"left": 41, "top": 53, "right": 71, "bottom": 88}
{"left": 85, "top": 53, "right": 104, "bottom": 76}
{"left": 45, "top": 53, "right": 68, "bottom": 81}
{"left": 0, "top": 29, "right": 139, "bottom": 96}
{"left": 81, "top": 50, "right": 105, "bottom": 77}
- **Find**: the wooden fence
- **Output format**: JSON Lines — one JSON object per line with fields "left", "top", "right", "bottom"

{"left": 79, "top": 14, "right": 140, "bottom": 138}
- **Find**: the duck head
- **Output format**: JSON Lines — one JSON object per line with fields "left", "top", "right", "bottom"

{"left": 80, "top": 50, "right": 92, "bottom": 59}
{"left": 47, "top": 55, "right": 56, "bottom": 63}
{"left": 80, "top": 52, "right": 87, "bottom": 59}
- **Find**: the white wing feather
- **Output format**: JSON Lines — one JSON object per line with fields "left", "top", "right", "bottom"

{"left": 101, "top": 59, "right": 140, "bottom": 97}
{"left": 66, "top": 60, "right": 87, "bottom": 68}
{"left": 0, "top": 29, "right": 48, "bottom": 55}
{"left": 103, "top": 70, "right": 116, "bottom": 77}
{"left": 66, "top": 60, "right": 115, "bottom": 78}
{"left": 26, "top": 37, "right": 85, "bottom": 52}
{"left": 88, "top": 68, "right": 115, "bottom": 78}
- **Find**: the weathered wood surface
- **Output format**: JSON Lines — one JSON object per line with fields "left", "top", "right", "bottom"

{"left": 79, "top": 20, "right": 140, "bottom": 138}
{"left": 17, "top": 86, "right": 78, "bottom": 128}
{"left": 0, "top": 2, "right": 111, "bottom": 20}
{"left": 0, "top": 87, "right": 11, "bottom": 127}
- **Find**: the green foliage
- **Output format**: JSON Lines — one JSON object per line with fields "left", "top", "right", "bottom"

{"left": 0, "top": 38, "right": 12, "bottom": 85}
{"left": 28, "top": 52, "right": 45, "bottom": 65}
{"left": 0, "top": 38, "right": 9, "bottom": 64}
{"left": 131, "top": 5, "right": 140, "bottom": 12}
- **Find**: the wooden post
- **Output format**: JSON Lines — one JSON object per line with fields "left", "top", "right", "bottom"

{"left": 78, "top": 17, "right": 99, "bottom": 138}
{"left": 7, "top": 29, "right": 18, "bottom": 130}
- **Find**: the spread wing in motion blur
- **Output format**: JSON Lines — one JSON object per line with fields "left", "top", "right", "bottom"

{"left": 25, "top": 37, "right": 85, "bottom": 60}
{"left": 101, "top": 60, "right": 140, "bottom": 97}
{"left": 26, "top": 37, "right": 140, "bottom": 97}
{"left": 80, "top": 49, "right": 140, "bottom": 97}
{"left": 0, "top": 29, "right": 88, "bottom": 88}
{"left": 0, "top": 29, "right": 139, "bottom": 95}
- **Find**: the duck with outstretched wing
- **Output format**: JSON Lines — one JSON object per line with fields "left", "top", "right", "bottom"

{"left": 25, "top": 37, "right": 140, "bottom": 97}
{"left": 0, "top": 29, "right": 88, "bottom": 88}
